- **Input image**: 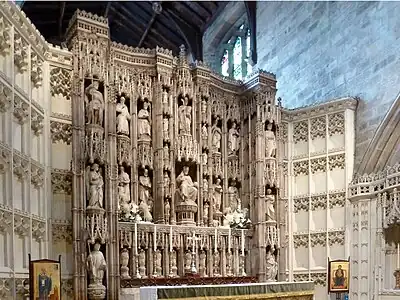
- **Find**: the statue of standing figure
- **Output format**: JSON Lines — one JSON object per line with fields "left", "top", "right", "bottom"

{"left": 87, "top": 164, "right": 104, "bottom": 209}
{"left": 265, "top": 189, "right": 276, "bottom": 222}
{"left": 228, "top": 121, "right": 240, "bottom": 154}
{"left": 118, "top": 166, "right": 130, "bottom": 206}
{"left": 178, "top": 95, "right": 192, "bottom": 135}
{"left": 87, "top": 242, "right": 107, "bottom": 286}
{"left": 120, "top": 248, "right": 130, "bottom": 279}
{"left": 139, "top": 169, "right": 153, "bottom": 222}
{"left": 228, "top": 180, "right": 240, "bottom": 212}
{"left": 265, "top": 246, "right": 278, "bottom": 281}
{"left": 85, "top": 80, "right": 104, "bottom": 126}
{"left": 138, "top": 101, "right": 151, "bottom": 139}
{"left": 265, "top": 123, "right": 277, "bottom": 158}
{"left": 212, "top": 123, "right": 222, "bottom": 153}
{"left": 116, "top": 96, "right": 131, "bottom": 135}
{"left": 213, "top": 178, "right": 222, "bottom": 212}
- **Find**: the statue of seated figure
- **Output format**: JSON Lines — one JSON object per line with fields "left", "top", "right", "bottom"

{"left": 176, "top": 165, "right": 198, "bottom": 205}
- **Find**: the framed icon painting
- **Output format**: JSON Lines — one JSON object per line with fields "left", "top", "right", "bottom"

{"left": 29, "top": 254, "right": 62, "bottom": 300}
{"left": 328, "top": 259, "right": 350, "bottom": 293}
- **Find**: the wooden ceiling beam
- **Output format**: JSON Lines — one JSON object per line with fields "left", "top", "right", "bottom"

{"left": 138, "top": 10, "right": 157, "bottom": 48}
{"left": 200, "top": 1, "right": 229, "bottom": 33}
{"left": 169, "top": 2, "right": 204, "bottom": 28}
{"left": 58, "top": 1, "right": 66, "bottom": 40}
{"left": 188, "top": 2, "right": 212, "bottom": 19}
{"left": 244, "top": 1, "right": 257, "bottom": 65}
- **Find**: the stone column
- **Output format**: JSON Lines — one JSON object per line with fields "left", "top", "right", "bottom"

{"left": 154, "top": 80, "right": 164, "bottom": 224}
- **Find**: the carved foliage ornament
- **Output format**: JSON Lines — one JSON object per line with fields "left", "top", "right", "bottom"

{"left": 52, "top": 169, "right": 72, "bottom": 195}
{"left": 13, "top": 151, "right": 29, "bottom": 181}
{"left": 328, "top": 230, "right": 345, "bottom": 246}
{"left": 310, "top": 157, "right": 326, "bottom": 173}
{"left": 13, "top": 95, "right": 29, "bottom": 124}
{"left": 0, "top": 143, "right": 11, "bottom": 174}
{"left": 329, "top": 191, "right": 346, "bottom": 209}
{"left": 329, "top": 154, "right": 345, "bottom": 170}
{"left": 310, "top": 116, "right": 326, "bottom": 140}
{"left": 310, "top": 194, "right": 327, "bottom": 210}
{"left": 14, "top": 33, "right": 29, "bottom": 73}
{"left": 0, "top": 206, "right": 12, "bottom": 233}
{"left": 0, "top": 277, "right": 12, "bottom": 299}
{"left": 293, "top": 121, "right": 308, "bottom": 143}
{"left": 32, "top": 219, "right": 46, "bottom": 242}
{"left": 14, "top": 214, "right": 30, "bottom": 238}
{"left": 0, "top": 81, "right": 12, "bottom": 113}
{"left": 31, "top": 161, "right": 44, "bottom": 189}
{"left": 328, "top": 113, "right": 345, "bottom": 136}
{"left": 31, "top": 53, "right": 44, "bottom": 88}
{"left": 310, "top": 232, "right": 326, "bottom": 247}
{"left": 293, "top": 160, "right": 309, "bottom": 176}
{"left": 311, "top": 273, "right": 327, "bottom": 286}
{"left": 52, "top": 222, "right": 73, "bottom": 244}
{"left": 50, "top": 67, "right": 71, "bottom": 100}
{"left": 293, "top": 196, "right": 308, "bottom": 213}
{"left": 0, "top": 16, "right": 11, "bottom": 56}
{"left": 293, "top": 234, "right": 308, "bottom": 248}
{"left": 31, "top": 109, "right": 44, "bottom": 136}
{"left": 50, "top": 121, "right": 72, "bottom": 144}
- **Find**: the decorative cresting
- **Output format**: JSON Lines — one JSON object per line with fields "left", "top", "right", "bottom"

{"left": 65, "top": 8, "right": 282, "bottom": 298}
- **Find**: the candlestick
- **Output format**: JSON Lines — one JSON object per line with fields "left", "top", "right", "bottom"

{"left": 228, "top": 228, "right": 231, "bottom": 251}
{"left": 241, "top": 229, "right": 245, "bottom": 254}
{"left": 153, "top": 224, "right": 157, "bottom": 251}
{"left": 397, "top": 243, "right": 399, "bottom": 269}
{"left": 134, "top": 223, "right": 138, "bottom": 255}
{"left": 169, "top": 226, "right": 173, "bottom": 252}
{"left": 214, "top": 228, "right": 217, "bottom": 250}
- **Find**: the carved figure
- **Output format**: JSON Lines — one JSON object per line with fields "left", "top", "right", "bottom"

{"left": 164, "top": 172, "right": 171, "bottom": 198}
{"left": 162, "top": 90, "right": 169, "bottom": 115}
{"left": 164, "top": 200, "right": 170, "bottom": 223}
{"left": 87, "top": 242, "right": 107, "bottom": 285}
{"left": 116, "top": 96, "right": 131, "bottom": 135}
{"left": 139, "top": 169, "right": 153, "bottom": 222}
{"left": 201, "top": 124, "right": 208, "bottom": 141}
{"left": 265, "top": 123, "right": 277, "bottom": 158}
{"left": 201, "top": 98, "right": 207, "bottom": 122}
{"left": 185, "top": 251, "right": 192, "bottom": 273}
{"left": 138, "top": 101, "right": 151, "bottom": 139}
{"left": 155, "top": 250, "right": 162, "bottom": 276}
{"left": 211, "top": 125, "right": 222, "bottom": 153}
{"left": 176, "top": 166, "right": 198, "bottom": 203}
{"left": 213, "top": 179, "right": 222, "bottom": 212}
{"left": 213, "top": 251, "right": 220, "bottom": 275}
{"left": 265, "top": 189, "right": 276, "bottom": 222}
{"left": 163, "top": 145, "right": 170, "bottom": 170}
{"left": 120, "top": 248, "right": 130, "bottom": 279}
{"left": 228, "top": 122, "right": 240, "bottom": 154}
{"left": 203, "top": 202, "right": 209, "bottom": 222}
{"left": 202, "top": 152, "right": 208, "bottom": 166}
{"left": 265, "top": 246, "right": 278, "bottom": 281}
{"left": 87, "top": 164, "right": 104, "bottom": 208}
{"left": 118, "top": 166, "right": 130, "bottom": 205}
{"left": 178, "top": 96, "right": 192, "bottom": 135}
{"left": 199, "top": 251, "right": 207, "bottom": 277}
{"left": 228, "top": 180, "right": 240, "bottom": 212}
{"left": 138, "top": 249, "right": 146, "bottom": 278}
{"left": 163, "top": 118, "right": 169, "bottom": 140}
{"left": 85, "top": 81, "right": 104, "bottom": 126}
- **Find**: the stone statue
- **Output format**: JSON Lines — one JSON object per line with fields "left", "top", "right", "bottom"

{"left": 228, "top": 121, "right": 240, "bottom": 154}
{"left": 185, "top": 251, "right": 192, "bottom": 273}
{"left": 163, "top": 118, "right": 169, "bottom": 140}
{"left": 213, "top": 178, "right": 222, "bottom": 212}
{"left": 203, "top": 178, "right": 209, "bottom": 193}
{"left": 170, "top": 251, "right": 178, "bottom": 277}
{"left": 87, "top": 164, "right": 104, "bottom": 209}
{"left": 201, "top": 98, "right": 207, "bottom": 122}
{"left": 139, "top": 169, "right": 153, "bottom": 222}
{"left": 199, "top": 251, "right": 207, "bottom": 277}
{"left": 85, "top": 80, "right": 104, "bottom": 126}
{"left": 162, "top": 90, "right": 169, "bottom": 115}
{"left": 212, "top": 125, "right": 222, "bottom": 153}
{"left": 138, "top": 249, "right": 146, "bottom": 278}
{"left": 163, "top": 145, "right": 170, "bottom": 170}
{"left": 116, "top": 96, "right": 131, "bottom": 135}
{"left": 164, "top": 172, "right": 171, "bottom": 198}
{"left": 138, "top": 101, "right": 151, "bottom": 139}
{"left": 120, "top": 248, "right": 130, "bottom": 279}
{"left": 201, "top": 124, "right": 208, "bottom": 141}
{"left": 265, "top": 189, "right": 276, "bottom": 222}
{"left": 118, "top": 166, "right": 130, "bottom": 206}
{"left": 202, "top": 152, "right": 208, "bottom": 166}
{"left": 164, "top": 200, "right": 170, "bottom": 223}
{"left": 87, "top": 242, "right": 107, "bottom": 286}
{"left": 213, "top": 251, "right": 220, "bottom": 276}
{"left": 265, "top": 123, "right": 277, "bottom": 158}
{"left": 228, "top": 180, "right": 240, "bottom": 212}
{"left": 203, "top": 202, "right": 209, "bottom": 222}
{"left": 178, "top": 95, "right": 192, "bottom": 135}
{"left": 266, "top": 246, "right": 278, "bottom": 281}
{"left": 155, "top": 250, "right": 162, "bottom": 276}
{"left": 176, "top": 166, "right": 198, "bottom": 203}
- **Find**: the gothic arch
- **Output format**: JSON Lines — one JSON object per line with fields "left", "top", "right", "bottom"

{"left": 357, "top": 91, "right": 400, "bottom": 174}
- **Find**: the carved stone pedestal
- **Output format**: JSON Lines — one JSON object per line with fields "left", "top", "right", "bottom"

{"left": 87, "top": 283, "right": 106, "bottom": 300}
{"left": 176, "top": 200, "right": 197, "bottom": 226}
{"left": 394, "top": 269, "right": 400, "bottom": 289}
{"left": 86, "top": 207, "right": 107, "bottom": 243}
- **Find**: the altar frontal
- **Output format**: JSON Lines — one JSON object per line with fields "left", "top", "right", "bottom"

{"left": 141, "top": 282, "right": 314, "bottom": 300}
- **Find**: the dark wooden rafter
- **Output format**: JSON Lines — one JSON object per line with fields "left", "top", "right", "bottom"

{"left": 183, "top": 2, "right": 209, "bottom": 22}
{"left": 58, "top": 1, "right": 66, "bottom": 40}
{"left": 103, "top": 1, "right": 112, "bottom": 18}
{"left": 244, "top": 1, "right": 257, "bottom": 65}
{"left": 169, "top": 2, "right": 204, "bottom": 28}
{"left": 201, "top": 1, "right": 229, "bottom": 32}
{"left": 138, "top": 6, "right": 158, "bottom": 48}
{"left": 164, "top": 9, "right": 203, "bottom": 61}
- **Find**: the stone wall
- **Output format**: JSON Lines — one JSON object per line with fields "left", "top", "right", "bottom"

{"left": 255, "top": 1, "right": 400, "bottom": 169}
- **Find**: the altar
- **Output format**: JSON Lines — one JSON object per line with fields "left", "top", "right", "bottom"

{"left": 121, "top": 281, "right": 314, "bottom": 300}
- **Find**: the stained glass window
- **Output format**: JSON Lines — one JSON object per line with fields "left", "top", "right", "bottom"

{"left": 246, "top": 30, "right": 252, "bottom": 75}
{"left": 221, "top": 49, "right": 229, "bottom": 77}
{"left": 233, "top": 37, "right": 242, "bottom": 80}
